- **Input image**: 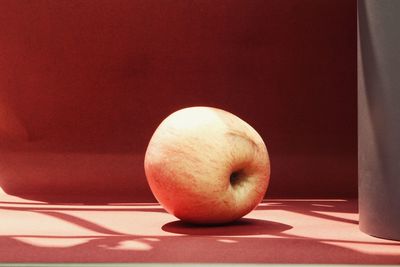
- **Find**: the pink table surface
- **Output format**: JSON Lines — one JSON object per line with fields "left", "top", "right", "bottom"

{"left": 0, "top": 192, "right": 399, "bottom": 264}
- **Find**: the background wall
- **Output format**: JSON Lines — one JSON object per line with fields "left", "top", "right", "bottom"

{"left": 0, "top": 0, "right": 357, "bottom": 201}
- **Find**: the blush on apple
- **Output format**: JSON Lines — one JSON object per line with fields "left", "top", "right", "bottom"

{"left": 144, "top": 106, "right": 270, "bottom": 225}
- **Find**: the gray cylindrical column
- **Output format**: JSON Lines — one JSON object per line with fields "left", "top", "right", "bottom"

{"left": 358, "top": 0, "right": 400, "bottom": 240}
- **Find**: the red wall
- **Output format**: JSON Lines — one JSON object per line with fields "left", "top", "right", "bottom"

{"left": 0, "top": 0, "right": 357, "bottom": 201}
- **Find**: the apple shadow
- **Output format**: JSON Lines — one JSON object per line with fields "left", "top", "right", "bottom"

{"left": 162, "top": 218, "right": 292, "bottom": 236}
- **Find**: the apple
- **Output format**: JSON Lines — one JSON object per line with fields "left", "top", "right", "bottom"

{"left": 144, "top": 106, "right": 270, "bottom": 225}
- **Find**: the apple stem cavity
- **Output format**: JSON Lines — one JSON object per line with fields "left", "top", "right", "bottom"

{"left": 229, "top": 170, "right": 245, "bottom": 187}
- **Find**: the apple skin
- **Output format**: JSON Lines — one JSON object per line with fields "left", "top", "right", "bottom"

{"left": 144, "top": 106, "right": 270, "bottom": 225}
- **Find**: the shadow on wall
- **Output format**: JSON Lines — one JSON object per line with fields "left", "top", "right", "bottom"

{"left": 0, "top": 145, "right": 156, "bottom": 202}
{"left": 0, "top": 200, "right": 399, "bottom": 263}
{"left": 0, "top": 88, "right": 157, "bottom": 202}
{"left": 0, "top": 98, "right": 29, "bottom": 142}
{"left": 0, "top": 116, "right": 156, "bottom": 202}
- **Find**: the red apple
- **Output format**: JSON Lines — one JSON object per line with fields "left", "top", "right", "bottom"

{"left": 144, "top": 106, "right": 270, "bottom": 224}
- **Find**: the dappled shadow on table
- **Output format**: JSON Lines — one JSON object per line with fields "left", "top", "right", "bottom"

{"left": 0, "top": 199, "right": 399, "bottom": 264}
